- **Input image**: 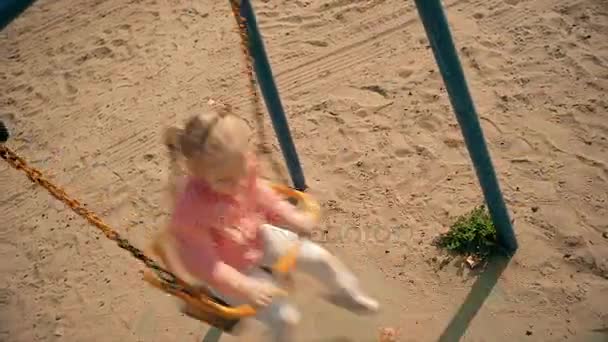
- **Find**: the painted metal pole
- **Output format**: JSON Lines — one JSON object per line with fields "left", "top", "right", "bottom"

{"left": 0, "top": 121, "right": 8, "bottom": 143}
{"left": 201, "top": 327, "right": 223, "bottom": 342}
{"left": 0, "top": 0, "right": 37, "bottom": 31}
{"left": 239, "top": 0, "right": 307, "bottom": 191}
{"left": 413, "top": 0, "right": 518, "bottom": 254}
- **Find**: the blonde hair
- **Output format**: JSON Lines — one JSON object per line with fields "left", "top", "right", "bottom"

{"left": 162, "top": 108, "right": 251, "bottom": 200}
{"left": 164, "top": 108, "right": 251, "bottom": 161}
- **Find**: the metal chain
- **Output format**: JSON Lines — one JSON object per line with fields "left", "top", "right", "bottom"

{"left": 229, "top": 0, "right": 286, "bottom": 181}
{"left": 0, "top": 144, "right": 200, "bottom": 299}
{"left": 230, "top": 0, "right": 264, "bottom": 150}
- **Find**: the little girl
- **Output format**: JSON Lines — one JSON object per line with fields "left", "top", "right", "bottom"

{"left": 157, "top": 108, "right": 379, "bottom": 341}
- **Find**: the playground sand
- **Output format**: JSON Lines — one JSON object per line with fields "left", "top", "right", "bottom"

{"left": 1, "top": 0, "right": 607, "bottom": 341}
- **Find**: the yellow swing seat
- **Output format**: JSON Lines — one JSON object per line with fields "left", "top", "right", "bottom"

{"left": 142, "top": 183, "right": 320, "bottom": 332}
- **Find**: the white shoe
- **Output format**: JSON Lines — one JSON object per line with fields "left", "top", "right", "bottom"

{"left": 325, "top": 290, "right": 380, "bottom": 315}
{"left": 353, "top": 294, "right": 380, "bottom": 313}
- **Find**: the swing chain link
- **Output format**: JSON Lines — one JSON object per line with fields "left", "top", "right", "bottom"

{"left": 230, "top": 0, "right": 264, "bottom": 149}
{"left": 229, "top": 0, "right": 286, "bottom": 180}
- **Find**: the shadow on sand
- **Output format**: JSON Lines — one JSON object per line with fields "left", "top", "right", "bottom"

{"left": 438, "top": 255, "right": 511, "bottom": 342}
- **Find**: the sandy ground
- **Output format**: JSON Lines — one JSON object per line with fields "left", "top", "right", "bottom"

{"left": 1, "top": 0, "right": 608, "bottom": 341}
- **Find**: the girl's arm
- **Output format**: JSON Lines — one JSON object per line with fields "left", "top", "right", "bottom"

{"left": 255, "top": 178, "right": 316, "bottom": 236}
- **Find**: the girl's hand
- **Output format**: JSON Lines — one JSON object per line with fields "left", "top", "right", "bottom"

{"left": 256, "top": 178, "right": 320, "bottom": 236}
{"left": 243, "top": 278, "right": 287, "bottom": 308}
{"left": 294, "top": 212, "right": 317, "bottom": 238}
{"left": 272, "top": 196, "right": 319, "bottom": 237}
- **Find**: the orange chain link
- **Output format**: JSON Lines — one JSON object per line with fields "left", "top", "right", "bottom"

{"left": 230, "top": 0, "right": 265, "bottom": 150}
{"left": 229, "top": 0, "right": 285, "bottom": 180}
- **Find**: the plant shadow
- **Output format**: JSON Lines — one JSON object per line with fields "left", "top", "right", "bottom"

{"left": 437, "top": 254, "right": 511, "bottom": 342}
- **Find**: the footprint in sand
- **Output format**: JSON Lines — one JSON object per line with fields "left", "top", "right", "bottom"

{"left": 398, "top": 68, "right": 414, "bottom": 80}
{"left": 305, "top": 40, "right": 329, "bottom": 47}
{"left": 61, "top": 73, "right": 78, "bottom": 96}
{"left": 394, "top": 147, "right": 412, "bottom": 159}
{"left": 504, "top": 0, "right": 522, "bottom": 5}
{"left": 75, "top": 46, "right": 114, "bottom": 65}
{"left": 329, "top": 86, "right": 392, "bottom": 108}
{"left": 175, "top": 7, "right": 208, "bottom": 29}
{"left": 473, "top": 12, "right": 485, "bottom": 19}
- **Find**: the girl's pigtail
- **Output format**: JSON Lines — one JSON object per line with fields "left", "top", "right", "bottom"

{"left": 163, "top": 126, "right": 183, "bottom": 160}
{"left": 163, "top": 126, "right": 187, "bottom": 204}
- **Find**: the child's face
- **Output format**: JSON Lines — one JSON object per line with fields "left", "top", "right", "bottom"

{"left": 188, "top": 150, "right": 248, "bottom": 193}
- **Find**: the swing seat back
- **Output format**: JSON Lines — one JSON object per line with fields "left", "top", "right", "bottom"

{"left": 142, "top": 270, "right": 244, "bottom": 332}
{"left": 142, "top": 235, "right": 256, "bottom": 333}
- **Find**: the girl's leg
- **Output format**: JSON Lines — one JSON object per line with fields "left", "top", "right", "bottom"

{"left": 252, "top": 269, "right": 301, "bottom": 342}
{"left": 222, "top": 268, "right": 301, "bottom": 342}
{"left": 260, "top": 224, "right": 379, "bottom": 314}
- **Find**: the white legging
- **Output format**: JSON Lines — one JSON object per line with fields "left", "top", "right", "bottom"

{"left": 217, "top": 224, "right": 365, "bottom": 342}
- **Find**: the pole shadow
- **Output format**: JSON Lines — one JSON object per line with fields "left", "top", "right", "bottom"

{"left": 438, "top": 255, "right": 512, "bottom": 342}
{"left": 201, "top": 327, "right": 223, "bottom": 342}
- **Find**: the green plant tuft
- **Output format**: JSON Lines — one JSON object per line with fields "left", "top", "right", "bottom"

{"left": 435, "top": 205, "right": 499, "bottom": 261}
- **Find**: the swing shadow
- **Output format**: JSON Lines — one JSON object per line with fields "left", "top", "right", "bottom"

{"left": 437, "top": 254, "right": 511, "bottom": 342}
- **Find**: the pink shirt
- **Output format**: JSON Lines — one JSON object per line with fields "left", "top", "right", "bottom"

{"left": 168, "top": 156, "right": 285, "bottom": 297}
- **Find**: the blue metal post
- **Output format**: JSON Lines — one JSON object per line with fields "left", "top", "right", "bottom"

{"left": 413, "top": 0, "right": 518, "bottom": 254}
{"left": 201, "top": 327, "right": 223, "bottom": 342}
{"left": 1, "top": 0, "right": 37, "bottom": 31}
{"left": 0, "top": 121, "right": 8, "bottom": 143}
{"left": 238, "top": 0, "right": 307, "bottom": 191}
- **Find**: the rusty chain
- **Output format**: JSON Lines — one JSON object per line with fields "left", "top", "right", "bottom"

{"left": 229, "top": 0, "right": 286, "bottom": 181}
{"left": 230, "top": 0, "right": 265, "bottom": 149}
{"left": 0, "top": 0, "right": 278, "bottom": 317}
{"left": 0, "top": 144, "right": 203, "bottom": 299}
